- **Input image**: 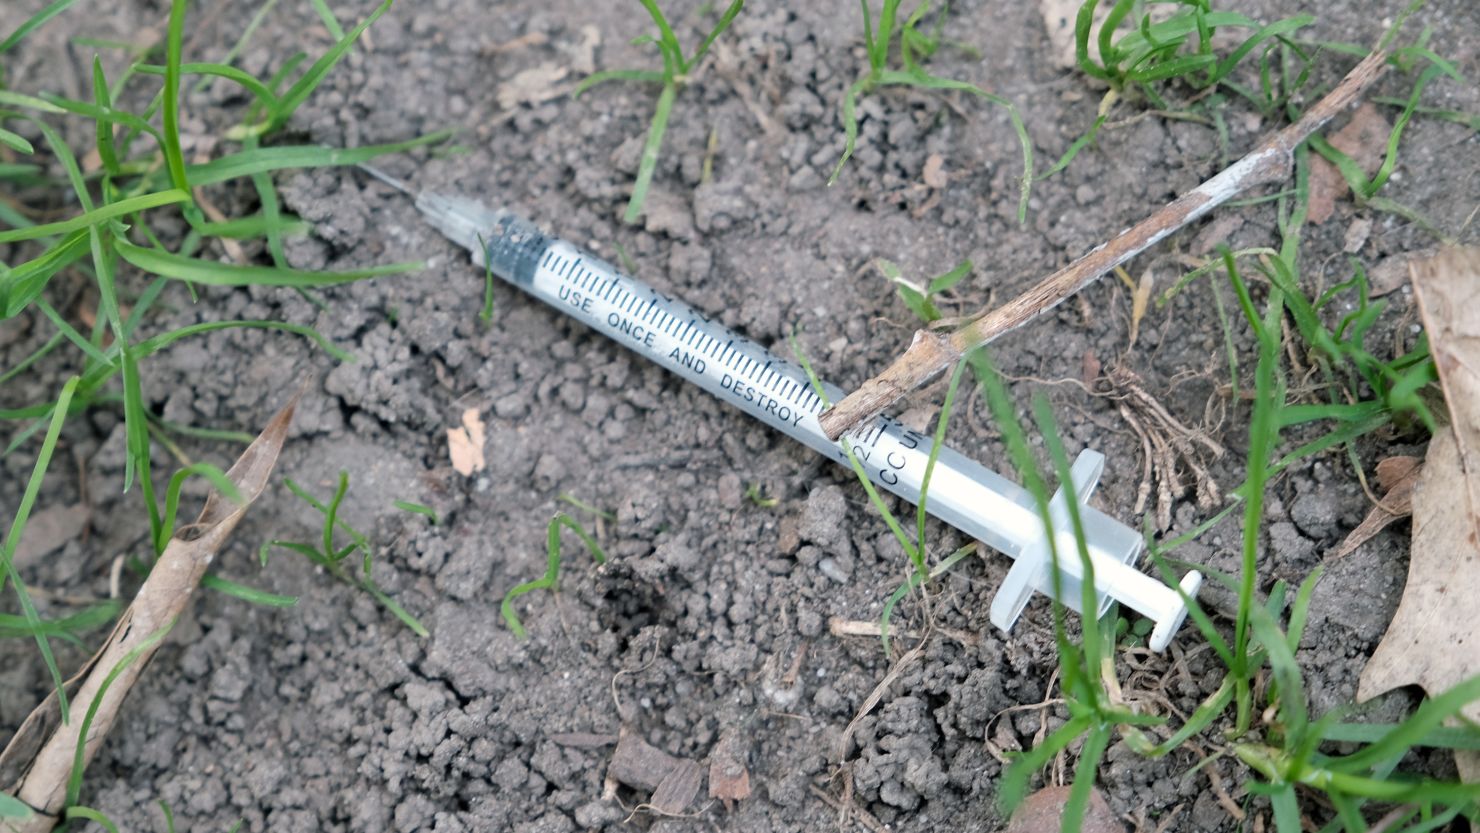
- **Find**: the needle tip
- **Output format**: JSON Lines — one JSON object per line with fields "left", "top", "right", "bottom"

{"left": 356, "top": 163, "right": 414, "bottom": 196}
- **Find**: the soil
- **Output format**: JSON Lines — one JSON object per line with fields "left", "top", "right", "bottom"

{"left": 2, "top": 0, "right": 1478, "bottom": 831}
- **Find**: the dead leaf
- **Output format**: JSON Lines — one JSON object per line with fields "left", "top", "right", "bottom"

{"left": 1359, "top": 247, "right": 1480, "bottom": 781}
{"left": 1375, "top": 455, "right": 1422, "bottom": 492}
{"left": 2, "top": 394, "right": 298, "bottom": 831}
{"left": 707, "top": 726, "right": 752, "bottom": 806}
{"left": 497, "top": 63, "right": 570, "bottom": 110}
{"left": 1411, "top": 247, "right": 1480, "bottom": 520}
{"left": 10, "top": 505, "right": 89, "bottom": 572}
{"left": 608, "top": 729, "right": 681, "bottom": 793}
{"left": 447, "top": 408, "right": 486, "bottom": 476}
{"left": 649, "top": 758, "right": 702, "bottom": 815}
{"left": 1327, "top": 456, "right": 1420, "bottom": 560}
{"left": 1127, "top": 268, "right": 1154, "bottom": 350}
{"left": 1357, "top": 431, "right": 1480, "bottom": 775}
{"left": 1308, "top": 103, "right": 1393, "bottom": 224}
{"left": 922, "top": 153, "right": 948, "bottom": 189}
{"left": 1007, "top": 785, "right": 1124, "bottom": 833}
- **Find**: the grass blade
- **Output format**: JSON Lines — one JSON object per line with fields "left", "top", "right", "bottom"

{"left": 270, "top": 0, "right": 393, "bottom": 131}
{"left": 134, "top": 319, "right": 355, "bottom": 364}
{"left": 65, "top": 622, "right": 174, "bottom": 807}
{"left": 1061, "top": 724, "right": 1111, "bottom": 833}
{"left": 0, "top": 128, "right": 34, "bottom": 154}
{"left": 115, "top": 238, "right": 419, "bottom": 287}
{"left": 1, "top": 375, "right": 80, "bottom": 717}
{"left": 501, "top": 513, "right": 606, "bottom": 637}
{"left": 1332, "top": 676, "right": 1480, "bottom": 772}
{"left": 308, "top": 0, "right": 346, "bottom": 39}
{"left": 91, "top": 56, "right": 120, "bottom": 175}
{"left": 162, "top": 0, "right": 190, "bottom": 192}
{"left": 0, "top": 189, "right": 190, "bottom": 244}
{"left": 200, "top": 573, "right": 297, "bottom": 607}
{"left": 63, "top": 807, "right": 119, "bottom": 833}
{"left": 184, "top": 131, "right": 450, "bottom": 186}
{"left": 623, "top": 83, "right": 676, "bottom": 224}
{"left": 686, "top": 0, "right": 745, "bottom": 73}
{"left": 0, "top": 0, "right": 80, "bottom": 55}
{"left": 136, "top": 62, "right": 278, "bottom": 110}
{"left": 394, "top": 501, "right": 438, "bottom": 524}
{"left": 573, "top": 69, "right": 666, "bottom": 96}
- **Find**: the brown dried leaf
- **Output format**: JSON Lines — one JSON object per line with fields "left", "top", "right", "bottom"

{"left": 1359, "top": 247, "right": 1480, "bottom": 780}
{"left": 1127, "top": 268, "right": 1154, "bottom": 350}
{"left": 2, "top": 394, "right": 298, "bottom": 830}
{"left": 649, "top": 758, "right": 702, "bottom": 815}
{"left": 1375, "top": 455, "right": 1422, "bottom": 492}
{"left": 1007, "top": 785, "right": 1124, "bottom": 833}
{"left": 1412, "top": 247, "right": 1480, "bottom": 523}
{"left": 447, "top": 407, "right": 486, "bottom": 476}
{"left": 707, "top": 726, "right": 752, "bottom": 804}
{"left": 1327, "top": 457, "right": 1420, "bottom": 560}
{"left": 1308, "top": 103, "right": 1392, "bottom": 224}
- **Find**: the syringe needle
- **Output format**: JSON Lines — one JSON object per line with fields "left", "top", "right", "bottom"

{"left": 363, "top": 171, "right": 1201, "bottom": 651}
{"left": 355, "top": 162, "right": 414, "bottom": 196}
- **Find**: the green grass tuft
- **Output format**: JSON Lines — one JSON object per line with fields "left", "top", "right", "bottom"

{"left": 878, "top": 257, "right": 972, "bottom": 324}
{"left": 1, "top": 0, "right": 440, "bottom": 729}
{"left": 261, "top": 472, "right": 429, "bottom": 637}
{"left": 500, "top": 513, "right": 607, "bottom": 638}
{"left": 576, "top": 0, "right": 744, "bottom": 224}
{"left": 831, "top": 1, "right": 1034, "bottom": 223}
{"left": 394, "top": 500, "right": 439, "bottom": 525}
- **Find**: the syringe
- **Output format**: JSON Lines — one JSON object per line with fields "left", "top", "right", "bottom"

{"left": 360, "top": 165, "right": 1201, "bottom": 652}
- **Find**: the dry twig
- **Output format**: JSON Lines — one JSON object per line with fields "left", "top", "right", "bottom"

{"left": 819, "top": 49, "right": 1391, "bottom": 440}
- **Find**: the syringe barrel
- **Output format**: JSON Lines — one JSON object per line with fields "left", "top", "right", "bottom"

{"left": 473, "top": 211, "right": 1152, "bottom": 631}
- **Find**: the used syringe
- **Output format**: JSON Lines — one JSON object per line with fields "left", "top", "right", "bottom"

{"left": 361, "top": 166, "right": 1201, "bottom": 652}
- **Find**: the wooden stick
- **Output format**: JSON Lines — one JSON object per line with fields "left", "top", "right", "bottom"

{"left": 819, "top": 48, "right": 1390, "bottom": 440}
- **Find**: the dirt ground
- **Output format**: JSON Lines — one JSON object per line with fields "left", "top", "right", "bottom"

{"left": 2, "top": 0, "right": 1478, "bottom": 830}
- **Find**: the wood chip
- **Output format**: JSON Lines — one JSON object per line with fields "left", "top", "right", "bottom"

{"left": 608, "top": 729, "right": 681, "bottom": 793}
{"left": 708, "top": 726, "right": 752, "bottom": 805}
{"left": 447, "top": 407, "right": 486, "bottom": 476}
{"left": 649, "top": 758, "right": 703, "bottom": 815}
